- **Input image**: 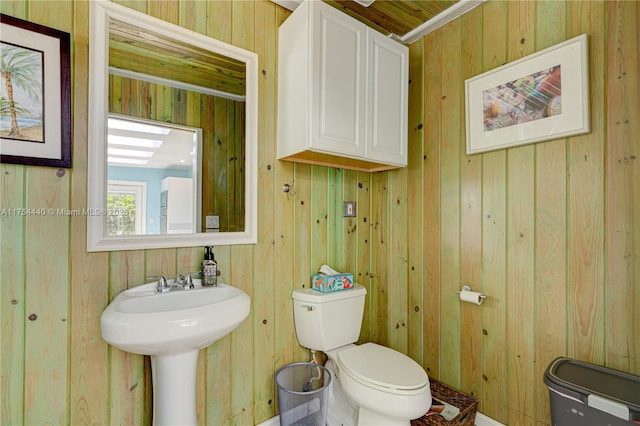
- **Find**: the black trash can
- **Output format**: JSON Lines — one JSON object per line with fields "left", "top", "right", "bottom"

{"left": 276, "top": 362, "right": 331, "bottom": 426}
{"left": 544, "top": 357, "right": 640, "bottom": 426}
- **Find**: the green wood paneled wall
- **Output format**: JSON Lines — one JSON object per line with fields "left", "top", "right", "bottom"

{"left": 405, "top": 1, "right": 640, "bottom": 424}
{"left": 1, "top": 1, "right": 638, "bottom": 425}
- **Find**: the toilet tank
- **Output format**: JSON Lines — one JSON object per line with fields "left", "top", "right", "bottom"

{"left": 292, "top": 285, "right": 367, "bottom": 352}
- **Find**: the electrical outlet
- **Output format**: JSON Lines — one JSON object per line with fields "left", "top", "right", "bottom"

{"left": 343, "top": 202, "right": 357, "bottom": 217}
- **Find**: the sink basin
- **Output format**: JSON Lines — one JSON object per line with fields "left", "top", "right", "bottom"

{"left": 101, "top": 278, "right": 251, "bottom": 425}
{"left": 101, "top": 279, "right": 250, "bottom": 356}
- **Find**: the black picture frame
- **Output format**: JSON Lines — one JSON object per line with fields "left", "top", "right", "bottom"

{"left": 0, "top": 14, "right": 71, "bottom": 168}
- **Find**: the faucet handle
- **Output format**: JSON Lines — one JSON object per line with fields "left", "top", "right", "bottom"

{"left": 184, "top": 271, "right": 200, "bottom": 289}
{"left": 146, "top": 275, "right": 169, "bottom": 293}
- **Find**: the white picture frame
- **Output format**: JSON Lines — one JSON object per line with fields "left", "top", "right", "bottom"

{"left": 465, "top": 33, "right": 590, "bottom": 155}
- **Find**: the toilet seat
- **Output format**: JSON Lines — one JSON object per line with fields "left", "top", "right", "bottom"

{"left": 337, "top": 343, "right": 428, "bottom": 395}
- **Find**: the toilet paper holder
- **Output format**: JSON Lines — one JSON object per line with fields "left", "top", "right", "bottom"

{"left": 454, "top": 285, "right": 487, "bottom": 299}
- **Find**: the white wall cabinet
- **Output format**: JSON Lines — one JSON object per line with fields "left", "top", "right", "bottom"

{"left": 277, "top": 0, "right": 408, "bottom": 172}
{"left": 160, "top": 177, "right": 194, "bottom": 234}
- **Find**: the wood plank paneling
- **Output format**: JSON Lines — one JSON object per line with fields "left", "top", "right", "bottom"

{"left": 459, "top": 4, "right": 483, "bottom": 402}
{"left": 407, "top": 39, "right": 425, "bottom": 364}
{"left": 69, "top": 0, "right": 111, "bottom": 423}
{"left": 370, "top": 171, "right": 389, "bottom": 345}
{"left": 205, "top": 246, "right": 232, "bottom": 426}
{"left": 273, "top": 0, "right": 297, "bottom": 385}
{"left": 327, "top": 167, "right": 342, "bottom": 269}
{"left": 479, "top": 1, "right": 508, "bottom": 422}
{"left": 310, "top": 165, "right": 329, "bottom": 276}
{"left": 356, "top": 171, "right": 372, "bottom": 344}
{"left": 567, "top": 0, "right": 606, "bottom": 365}
{"left": 0, "top": 163, "right": 26, "bottom": 426}
{"left": 605, "top": 0, "right": 640, "bottom": 374}
{"left": 506, "top": 142, "right": 536, "bottom": 426}
{"left": 21, "top": 3, "right": 72, "bottom": 424}
{"left": 0, "top": 10, "right": 27, "bottom": 421}
{"left": 533, "top": 2, "right": 568, "bottom": 423}
{"left": 230, "top": 245, "right": 255, "bottom": 426}
{"left": 439, "top": 18, "right": 462, "bottom": 389}
{"left": 387, "top": 165, "right": 409, "bottom": 354}
{"left": 505, "top": 3, "right": 536, "bottom": 425}
{"left": 253, "top": 0, "right": 277, "bottom": 421}
{"left": 418, "top": 1, "right": 638, "bottom": 425}
{"left": 422, "top": 28, "right": 442, "bottom": 379}
{"left": 23, "top": 162, "right": 71, "bottom": 426}
{"left": 341, "top": 169, "right": 357, "bottom": 279}
{"left": 108, "top": 250, "right": 148, "bottom": 425}
{"left": 230, "top": 15, "right": 256, "bottom": 425}
{"left": 2, "top": 2, "right": 639, "bottom": 426}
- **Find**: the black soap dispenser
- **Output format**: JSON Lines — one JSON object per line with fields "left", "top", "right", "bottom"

{"left": 202, "top": 246, "right": 218, "bottom": 287}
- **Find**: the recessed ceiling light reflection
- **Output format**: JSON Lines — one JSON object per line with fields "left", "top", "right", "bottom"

{"left": 108, "top": 135, "right": 163, "bottom": 148}
{"left": 107, "top": 157, "right": 149, "bottom": 165}
{"left": 108, "top": 117, "right": 170, "bottom": 135}
{"left": 108, "top": 147, "right": 154, "bottom": 157}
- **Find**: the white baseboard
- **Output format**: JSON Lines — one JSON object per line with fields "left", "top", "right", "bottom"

{"left": 256, "top": 411, "right": 504, "bottom": 426}
{"left": 475, "top": 411, "right": 505, "bottom": 426}
{"left": 256, "top": 416, "right": 279, "bottom": 426}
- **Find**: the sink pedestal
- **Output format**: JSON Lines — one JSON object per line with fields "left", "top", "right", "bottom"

{"left": 151, "top": 351, "right": 199, "bottom": 425}
{"left": 101, "top": 281, "right": 251, "bottom": 425}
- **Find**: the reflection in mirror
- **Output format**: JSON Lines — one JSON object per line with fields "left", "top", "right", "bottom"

{"left": 88, "top": 0, "right": 257, "bottom": 251}
{"left": 108, "top": 17, "right": 245, "bottom": 235}
{"left": 106, "top": 115, "right": 202, "bottom": 236}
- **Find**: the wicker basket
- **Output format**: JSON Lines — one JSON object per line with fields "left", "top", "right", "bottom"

{"left": 411, "top": 378, "right": 479, "bottom": 426}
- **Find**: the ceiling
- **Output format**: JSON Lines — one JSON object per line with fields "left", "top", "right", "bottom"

{"left": 272, "top": 0, "right": 484, "bottom": 44}
{"left": 109, "top": 18, "right": 246, "bottom": 98}
{"left": 107, "top": 117, "right": 197, "bottom": 171}
{"left": 105, "top": 0, "right": 484, "bottom": 170}
{"left": 323, "top": 0, "right": 457, "bottom": 36}
{"left": 107, "top": 1, "right": 484, "bottom": 102}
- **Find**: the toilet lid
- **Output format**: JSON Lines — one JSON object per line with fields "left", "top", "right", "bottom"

{"left": 337, "top": 343, "right": 428, "bottom": 391}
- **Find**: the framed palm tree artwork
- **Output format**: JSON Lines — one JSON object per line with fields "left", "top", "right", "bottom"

{"left": 0, "top": 14, "right": 71, "bottom": 168}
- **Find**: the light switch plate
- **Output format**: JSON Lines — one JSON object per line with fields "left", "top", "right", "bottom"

{"left": 206, "top": 215, "right": 219, "bottom": 228}
{"left": 343, "top": 202, "right": 357, "bottom": 217}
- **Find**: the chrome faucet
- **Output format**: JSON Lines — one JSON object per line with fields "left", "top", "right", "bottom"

{"left": 147, "top": 275, "right": 170, "bottom": 293}
{"left": 175, "top": 272, "right": 199, "bottom": 290}
{"left": 147, "top": 272, "right": 200, "bottom": 293}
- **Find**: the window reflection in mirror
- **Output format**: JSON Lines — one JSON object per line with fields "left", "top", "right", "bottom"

{"left": 107, "top": 180, "right": 146, "bottom": 235}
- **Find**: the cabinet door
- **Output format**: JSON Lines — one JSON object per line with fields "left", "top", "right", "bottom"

{"left": 366, "top": 29, "right": 408, "bottom": 165}
{"left": 310, "top": 2, "right": 366, "bottom": 157}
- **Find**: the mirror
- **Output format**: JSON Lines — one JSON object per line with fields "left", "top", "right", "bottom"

{"left": 88, "top": 0, "right": 257, "bottom": 251}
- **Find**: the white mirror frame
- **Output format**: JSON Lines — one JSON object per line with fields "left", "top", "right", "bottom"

{"left": 87, "top": 0, "right": 257, "bottom": 251}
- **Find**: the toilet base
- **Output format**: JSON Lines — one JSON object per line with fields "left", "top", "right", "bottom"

{"left": 357, "top": 406, "right": 410, "bottom": 426}
{"left": 324, "top": 360, "right": 358, "bottom": 425}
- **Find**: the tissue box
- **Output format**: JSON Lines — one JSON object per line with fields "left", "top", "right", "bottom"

{"left": 311, "top": 273, "right": 354, "bottom": 293}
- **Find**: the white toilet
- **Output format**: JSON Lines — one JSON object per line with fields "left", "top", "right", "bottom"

{"left": 292, "top": 284, "right": 432, "bottom": 425}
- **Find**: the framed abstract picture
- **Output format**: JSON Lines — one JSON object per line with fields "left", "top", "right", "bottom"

{"left": 465, "top": 34, "right": 590, "bottom": 155}
{"left": 0, "top": 14, "right": 71, "bottom": 168}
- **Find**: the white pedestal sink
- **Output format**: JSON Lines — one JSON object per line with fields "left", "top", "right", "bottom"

{"left": 101, "top": 279, "right": 250, "bottom": 425}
